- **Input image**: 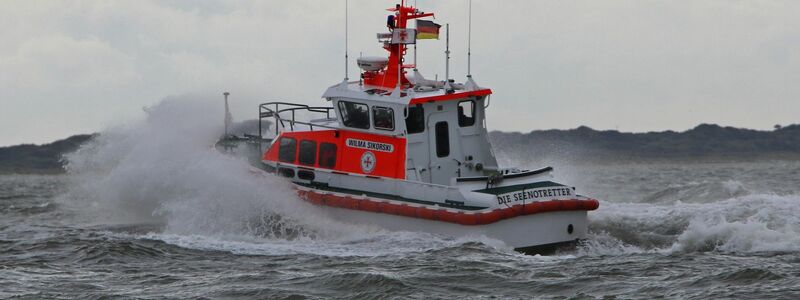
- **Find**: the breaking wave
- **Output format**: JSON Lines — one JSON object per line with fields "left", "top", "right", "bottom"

{"left": 59, "top": 96, "right": 367, "bottom": 253}
{"left": 583, "top": 193, "right": 800, "bottom": 255}
{"left": 523, "top": 158, "right": 800, "bottom": 256}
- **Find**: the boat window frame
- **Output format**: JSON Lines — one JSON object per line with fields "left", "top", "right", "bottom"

{"left": 435, "top": 121, "right": 450, "bottom": 157}
{"left": 337, "top": 100, "right": 371, "bottom": 129}
{"left": 457, "top": 100, "right": 476, "bottom": 127}
{"left": 318, "top": 142, "right": 337, "bottom": 169}
{"left": 278, "top": 137, "right": 297, "bottom": 163}
{"left": 405, "top": 105, "right": 425, "bottom": 134}
{"left": 372, "top": 106, "right": 395, "bottom": 131}
{"left": 298, "top": 140, "right": 317, "bottom": 166}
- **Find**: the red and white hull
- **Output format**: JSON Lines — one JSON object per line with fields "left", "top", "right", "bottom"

{"left": 294, "top": 182, "right": 598, "bottom": 253}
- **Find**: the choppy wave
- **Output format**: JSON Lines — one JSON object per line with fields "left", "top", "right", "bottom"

{"left": 582, "top": 193, "right": 800, "bottom": 255}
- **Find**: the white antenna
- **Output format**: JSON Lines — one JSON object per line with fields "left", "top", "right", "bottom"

{"left": 445, "top": 23, "right": 450, "bottom": 81}
{"left": 344, "top": 0, "right": 349, "bottom": 80}
{"left": 413, "top": 0, "right": 418, "bottom": 70}
{"left": 467, "top": 0, "right": 472, "bottom": 77}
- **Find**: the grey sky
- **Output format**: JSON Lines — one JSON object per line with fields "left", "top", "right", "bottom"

{"left": 1, "top": 0, "right": 798, "bottom": 146}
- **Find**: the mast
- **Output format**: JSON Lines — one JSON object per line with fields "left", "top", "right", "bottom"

{"left": 396, "top": 27, "right": 402, "bottom": 91}
{"left": 223, "top": 92, "right": 231, "bottom": 136}
{"left": 361, "top": 2, "right": 433, "bottom": 90}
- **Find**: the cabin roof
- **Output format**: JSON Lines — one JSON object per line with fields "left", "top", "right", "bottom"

{"left": 322, "top": 79, "right": 492, "bottom": 106}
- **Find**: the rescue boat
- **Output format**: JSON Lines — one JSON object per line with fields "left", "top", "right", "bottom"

{"left": 220, "top": 2, "right": 599, "bottom": 254}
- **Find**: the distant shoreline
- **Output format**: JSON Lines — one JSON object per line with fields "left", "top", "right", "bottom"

{"left": 490, "top": 123, "right": 800, "bottom": 164}
{"left": 1, "top": 123, "right": 798, "bottom": 174}
{"left": 0, "top": 134, "right": 94, "bottom": 175}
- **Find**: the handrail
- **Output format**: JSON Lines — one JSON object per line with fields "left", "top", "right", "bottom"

{"left": 258, "top": 102, "right": 337, "bottom": 137}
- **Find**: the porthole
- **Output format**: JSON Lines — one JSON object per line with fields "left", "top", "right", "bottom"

{"left": 297, "top": 170, "right": 315, "bottom": 181}
{"left": 279, "top": 167, "right": 295, "bottom": 178}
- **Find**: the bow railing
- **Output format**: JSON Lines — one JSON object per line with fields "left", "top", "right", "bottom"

{"left": 259, "top": 102, "right": 337, "bottom": 137}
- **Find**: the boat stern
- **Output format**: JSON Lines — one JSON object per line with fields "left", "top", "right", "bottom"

{"left": 454, "top": 167, "right": 600, "bottom": 251}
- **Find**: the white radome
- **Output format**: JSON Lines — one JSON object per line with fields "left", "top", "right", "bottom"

{"left": 357, "top": 56, "right": 389, "bottom": 72}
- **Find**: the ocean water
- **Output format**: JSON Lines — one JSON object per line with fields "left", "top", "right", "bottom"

{"left": 2, "top": 98, "right": 800, "bottom": 299}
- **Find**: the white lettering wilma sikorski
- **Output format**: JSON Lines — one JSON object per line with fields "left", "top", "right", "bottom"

{"left": 346, "top": 138, "right": 394, "bottom": 153}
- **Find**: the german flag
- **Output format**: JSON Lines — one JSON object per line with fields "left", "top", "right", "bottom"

{"left": 416, "top": 20, "right": 441, "bottom": 40}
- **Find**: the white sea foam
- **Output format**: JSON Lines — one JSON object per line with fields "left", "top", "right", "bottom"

{"left": 93, "top": 230, "right": 503, "bottom": 258}
{"left": 576, "top": 231, "right": 650, "bottom": 256}
{"left": 583, "top": 193, "right": 800, "bottom": 255}
{"left": 61, "top": 95, "right": 358, "bottom": 239}
{"left": 669, "top": 194, "right": 800, "bottom": 253}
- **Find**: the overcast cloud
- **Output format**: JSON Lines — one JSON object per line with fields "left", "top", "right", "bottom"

{"left": 1, "top": 0, "right": 798, "bottom": 146}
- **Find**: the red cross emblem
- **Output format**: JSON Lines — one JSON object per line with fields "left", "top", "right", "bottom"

{"left": 363, "top": 156, "right": 373, "bottom": 167}
{"left": 360, "top": 151, "right": 377, "bottom": 173}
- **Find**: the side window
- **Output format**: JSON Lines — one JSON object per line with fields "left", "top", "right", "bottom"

{"left": 435, "top": 122, "right": 450, "bottom": 157}
{"left": 318, "top": 142, "right": 337, "bottom": 169}
{"left": 405, "top": 106, "right": 425, "bottom": 134}
{"left": 298, "top": 140, "right": 317, "bottom": 166}
{"left": 278, "top": 137, "right": 297, "bottom": 163}
{"left": 372, "top": 106, "right": 395, "bottom": 131}
{"left": 338, "top": 101, "right": 370, "bottom": 129}
{"left": 458, "top": 100, "right": 475, "bottom": 127}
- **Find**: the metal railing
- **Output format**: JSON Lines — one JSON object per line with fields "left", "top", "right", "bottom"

{"left": 259, "top": 102, "right": 337, "bottom": 137}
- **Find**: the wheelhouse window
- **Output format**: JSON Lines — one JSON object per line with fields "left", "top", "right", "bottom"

{"left": 372, "top": 106, "right": 395, "bottom": 131}
{"left": 458, "top": 100, "right": 475, "bottom": 127}
{"left": 435, "top": 122, "right": 450, "bottom": 157}
{"left": 278, "top": 137, "right": 297, "bottom": 163}
{"left": 405, "top": 105, "right": 425, "bottom": 134}
{"left": 298, "top": 140, "right": 317, "bottom": 166}
{"left": 318, "top": 142, "right": 337, "bottom": 169}
{"left": 338, "top": 101, "right": 370, "bottom": 129}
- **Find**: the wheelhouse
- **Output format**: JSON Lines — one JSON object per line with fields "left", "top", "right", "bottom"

{"left": 261, "top": 81, "right": 499, "bottom": 186}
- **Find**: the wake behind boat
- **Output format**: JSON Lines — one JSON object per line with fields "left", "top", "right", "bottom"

{"left": 218, "top": 1, "right": 599, "bottom": 254}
